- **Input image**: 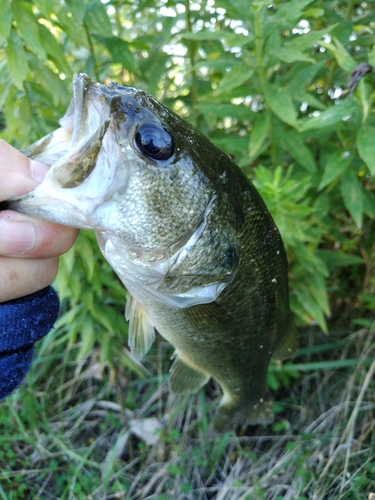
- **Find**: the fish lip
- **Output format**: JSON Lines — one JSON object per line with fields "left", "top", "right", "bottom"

{"left": 59, "top": 73, "right": 103, "bottom": 149}
{"left": 70, "top": 73, "right": 93, "bottom": 144}
{"left": 8, "top": 194, "right": 91, "bottom": 228}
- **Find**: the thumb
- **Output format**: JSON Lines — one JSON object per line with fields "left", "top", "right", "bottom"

{"left": 0, "top": 139, "right": 48, "bottom": 202}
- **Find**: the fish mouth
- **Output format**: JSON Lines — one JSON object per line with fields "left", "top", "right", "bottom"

{"left": 23, "top": 74, "right": 110, "bottom": 188}
{"left": 8, "top": 74, "right": 112, "bottom": 227}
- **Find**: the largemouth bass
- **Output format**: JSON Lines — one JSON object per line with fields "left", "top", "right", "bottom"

{"left": 11, "top": 74, "right": 296, "bottom": 433}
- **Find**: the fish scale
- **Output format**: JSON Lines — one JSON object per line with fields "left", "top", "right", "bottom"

{"left": 10, "top": 73, "right": 297, "bottom": 433}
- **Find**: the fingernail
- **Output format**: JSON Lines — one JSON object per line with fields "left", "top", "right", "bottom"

{"left": 30, "top": 160, "right": 48, "bottom": 182}
{"left": 0, "top": 220, "right": 36, "bottom": 255}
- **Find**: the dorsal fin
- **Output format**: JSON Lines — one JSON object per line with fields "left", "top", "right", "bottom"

{"left": 125, "top": 293, "right": 155, "bottom": 361}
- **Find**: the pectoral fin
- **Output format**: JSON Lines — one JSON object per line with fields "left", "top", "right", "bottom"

{"left": 125, "top": 293, "right": 155, "bottom": 361}
{"left": 170, "top": 354, "right": 209, "bottom": 394}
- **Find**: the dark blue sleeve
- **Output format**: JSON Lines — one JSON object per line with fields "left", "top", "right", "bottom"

{"left": 0, "top": 286, "right": 60, "bottom": 400}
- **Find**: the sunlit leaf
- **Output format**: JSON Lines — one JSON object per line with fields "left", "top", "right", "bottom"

{"left": 53, "top": 3, "right": 88, "bottom": 46}
{"left": 5, "top": 30, "right": 29, "bottom": 89}
{"left": 0, "top": 0, "right": 12, "bottom": 40}
{"left": 65, "top": 0, "right": 86, "bottom": 24}
{"left": 37, "top": 25, "right": 73, "bottom": 78}
{"left": 84, "top": 1, "right": 113, "bottom": 37}
{"left": 12, "top": 1, "right": 47, "bottom": 61}
{"left": 304, "top": 8, "right": 324, "bottom": 17}
{"left": 96, "top": 36, "right": 140, "bottom": 76}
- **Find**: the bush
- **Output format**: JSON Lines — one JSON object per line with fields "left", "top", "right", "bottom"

{"left": 1, "top": 0, "right": 374, "bottom": 352}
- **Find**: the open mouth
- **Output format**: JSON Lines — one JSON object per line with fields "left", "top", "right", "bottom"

{"left": 23, "top": 74, "right": 110, "bottom": 188}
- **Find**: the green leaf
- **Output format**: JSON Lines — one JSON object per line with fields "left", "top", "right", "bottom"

{"left": 357, "top": 125, "right": 375, "bottom": 176}
{"left": 362, "top": 188, "right": 375, "bottom": 218}
{"left": 180, "top": 30, "right": 250, "bottom": 47}
{"left": 12, "top": 1, "right": 47, "bottom": 61}
{"left": 308, "top": 271, "right": 330, "bottom": 315}
{"left": 37, "top": 24, "right": 73, "bottom": 78}
{"left": 270, "top": 0, "right": 315, "bottom": 28}
{"left": 264, "top": 83, "right": 298, "bottom": 128}
{"left": 304, "top": 8, "right": 324, "bottom": 17}
{"left": 298, "top": 92, "right": 327, "bottom": 111}
{"left": 318, "top": 151, "right": 351, "bottom": 190}
{"left": 317, "top": 38, "right": 356, "bottom": 72}
{"left": 293, "top": 281, "right": 328, "bottom": 332}
{"left": 249, "top": 113, "right": 269, "bottom": 160}
{"left": 341, "top": 170, "right": 363, "bottom": 228}
{"left": 34, "top": 0, "right": 88, "bottom": 47}
{"left": 27, "top": 53, "right": 70, "bottom": 106}
{"left": 77, "top": 235, "right": 95, "bottom": 281}
{"left": 215, "top": 65, "right": 254, "bottom": 95}
{"left": 299, "top": 100, "right": 357, "bottom": 131}
{"left": 65, "top": 0, "right": 86, "bottom": 25}
{"left": 0, "top": 0, "right": 12, "bottom": 39}
{"left": 268, "top": 46, "right": 314, "bottom": 64}
{"left": 96, "top": 36, "right": 140, "bottom": 76}
{"left": 0, "top": 78, "right": 11, "bottom": 110}
{"left": 5, "top": 30, "right": 28, "bottom": 89}
{"left": 77, "top": 316, "right": 95, "bottom": 360}
{"left": 318, "top": 250, "right": 363, "bottom": 268}
{"left": 53, "top": 4, "right": 88, "bottom": 47}
{"left": 369, "top": 44, "right": 375, "bottom": 68}
{"left": 276, "top": 127, "right": 317, "bottom": 173}
{"left": 84, "top": 1, "right": 113, "bottom": 38}
{"left": 197, "top": 103, "right": 250, "bottom": 121}
{"left": 285, "top": 61, "right": 325, "bottom": 95}
{"left": 286, "top": 27, "right": 336, "bottom": 52}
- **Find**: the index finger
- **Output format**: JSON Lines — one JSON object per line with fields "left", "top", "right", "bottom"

{"left": 0, "top": 139, "right": 48, "bottom": 202}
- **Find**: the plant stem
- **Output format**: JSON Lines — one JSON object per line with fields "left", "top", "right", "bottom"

{"left": 345, "top": 0, "right": 356, "bottom": 21}
{"left": 83, "top": 21, "right": 100, "bottom": 82}
{"left": 254, "top": 4, "right": 277, "bottom": 165}
{"left": 254, "top": 5, "right": 266, "bottom": 90}
{"left": 185, "top": 0, "right": 199, "bottom": 126}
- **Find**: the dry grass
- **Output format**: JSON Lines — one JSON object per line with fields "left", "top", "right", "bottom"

{"left": 0, "top": 325, "right": 374, "bottom": 500}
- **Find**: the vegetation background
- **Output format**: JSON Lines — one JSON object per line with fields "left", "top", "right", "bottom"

{"left": 0, "top": 0, "right": 375, "bottom": 498}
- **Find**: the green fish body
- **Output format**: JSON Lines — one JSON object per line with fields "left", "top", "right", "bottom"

{"left": 11, "top": 74, "right": 296, "bottom": 433}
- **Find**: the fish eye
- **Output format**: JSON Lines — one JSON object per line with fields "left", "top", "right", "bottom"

{"left": 134, "top": 123, "right": 174, "bottom": 161}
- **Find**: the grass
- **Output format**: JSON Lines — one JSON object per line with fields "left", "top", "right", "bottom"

{"left": 0, "top": 318, "right": 375, "bottom": 499}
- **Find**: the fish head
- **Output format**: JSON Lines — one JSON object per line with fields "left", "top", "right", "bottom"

{"left": 12, "top": 73, "right": 214, "bottom": 260}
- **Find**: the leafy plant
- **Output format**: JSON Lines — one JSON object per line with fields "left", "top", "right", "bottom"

{"left": 1, "top": 0, "right": 374, "bottom": 334}
{"left": 1, "top": 2, "right": 375, "bottom": 497}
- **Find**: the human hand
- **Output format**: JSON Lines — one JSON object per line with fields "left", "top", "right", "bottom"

{"left": 0, "top": 139, "right": 78, "bottom": 302}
